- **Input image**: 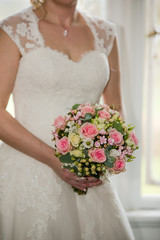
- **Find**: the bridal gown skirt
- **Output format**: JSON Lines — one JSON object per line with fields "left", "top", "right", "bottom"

{"left": 0, "top": 143, "right": 135, "bottom": 240}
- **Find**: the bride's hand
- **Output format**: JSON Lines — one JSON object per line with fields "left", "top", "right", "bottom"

{"left": 52, "top": 159, "right": 102, "bottom": 191}
{"left": 61, "top": 168, "right": 102, "bottom": 191}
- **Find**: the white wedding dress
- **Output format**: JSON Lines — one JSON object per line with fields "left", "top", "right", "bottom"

{"left": 0, "top": 7, "right": 135, "bottom": 240}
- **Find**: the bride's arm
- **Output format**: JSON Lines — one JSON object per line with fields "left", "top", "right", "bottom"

{"left": 102, "top": 38, "right": 125, "bottom": 119}
{"left": 0, "top": 29, "right": 101, "bottom": 190}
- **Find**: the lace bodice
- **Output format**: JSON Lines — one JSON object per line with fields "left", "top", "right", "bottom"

{"left": 0, "top": 7, "right": 117, "bottom": 145}
{"left": 0, "top": 7, "right": 116, "bottom": 56}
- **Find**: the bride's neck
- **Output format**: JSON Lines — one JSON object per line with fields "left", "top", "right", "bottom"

{"left": 42, "top": 0, "right": 78, "bottom": 27}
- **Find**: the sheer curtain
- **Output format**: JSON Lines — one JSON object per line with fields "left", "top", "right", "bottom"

{"left": 104, "top": 0, "right": 145, "bottom": 210}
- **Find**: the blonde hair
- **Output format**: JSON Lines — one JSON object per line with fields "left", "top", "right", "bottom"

{"left": 30, "top": 0, "right": 45, "bottom": 9}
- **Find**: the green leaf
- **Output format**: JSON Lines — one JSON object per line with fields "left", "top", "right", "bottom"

{"left": 128, "top": 126, "right": 135, "bottom": 131}
{"left": 107, "top": 156, "right": 115, "bottom": 164}
{"left": 112, "top": 121, "right": 124, "bottom": 134}
{"left": 104, "top": 146, "right": 112, "bottom": 158}
{"left": 104, "top": 161, "right": 114, "bottom": 168}
{"left": 105, "top": 148, "right": 110, "bottom": 158}
{"left": 83, "top": 149, "right": 89, "bottom": 158}
{"left": 54, "top": 152, "right": 61, "bottom": 157}
{"left": 129, "top": 155, "right": 136, "bottom": 159}
{"left": 80, "top": 113, "right": 93, "bottom": 123}
{"left": 85, "top": 113, "right": 93, "bottom": 120}
{"left": 124, "top": 134, "right": 129, "bottom": 141}
{"left": 59, "top": 153, "right": 73, "bottom": 163}
{"left": 72, "top": 104, "right": 81, "bottom": 110}
{"left": 127, "top": 159, "right": 133, "bottom": 162}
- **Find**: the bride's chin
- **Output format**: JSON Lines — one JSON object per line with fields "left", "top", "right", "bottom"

{"left": 51, "top": 0, "right": 78, "bottom": 7}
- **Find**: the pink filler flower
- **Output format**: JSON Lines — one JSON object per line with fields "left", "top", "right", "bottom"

{"left": 53, "top": 116, "right": 66, "bottom": 130}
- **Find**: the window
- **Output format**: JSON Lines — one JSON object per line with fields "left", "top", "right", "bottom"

{"left": 141, "top": 0, "right": 160, "bottom": 196}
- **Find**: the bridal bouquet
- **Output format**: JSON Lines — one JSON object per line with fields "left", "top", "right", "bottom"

{"left": 51, "top": 103, "right": 139, "bottom": 195}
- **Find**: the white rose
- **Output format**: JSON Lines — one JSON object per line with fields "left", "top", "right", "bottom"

{"left": 109, "top": 149, "right": 120, "bottom": 158}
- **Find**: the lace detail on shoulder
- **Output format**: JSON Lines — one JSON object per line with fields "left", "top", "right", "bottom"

{"left": 82, "top": 11, "right": 117, "bottom": 56}
{"left": 0, "top": 7, "right": 44, "bottom": 56}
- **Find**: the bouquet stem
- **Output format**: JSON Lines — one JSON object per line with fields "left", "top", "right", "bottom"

{"left": 72, "top": 187, "right": 88, "bottom": 195}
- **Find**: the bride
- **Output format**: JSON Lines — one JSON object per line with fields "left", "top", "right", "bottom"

{"left": 0, "top": 0, "right": 135, "bottom": 239}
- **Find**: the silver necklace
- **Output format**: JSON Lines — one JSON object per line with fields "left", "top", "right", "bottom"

{"left": 60, "top": 12, "right": 79, "bottom": 38}
{"left": 63, "top": 29, "right": 68, "bottom": 37}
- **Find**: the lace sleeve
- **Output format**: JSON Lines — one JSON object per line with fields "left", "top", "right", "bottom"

{"left": 0, "top": 7, "right": 44, "bottom": 56}
{"left": 91, "top": 16, "right": 117, "bottom": 56}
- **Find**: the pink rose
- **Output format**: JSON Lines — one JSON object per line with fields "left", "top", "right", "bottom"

{"left": 89, "top": 148, "right": 106, "bottom": 163}
{"left": 98, "top": 110, "right": 111, "bottom": 120}
{"left": 113, "top": 160, "right": 126, "bottom": 171}
{"left": 130, "top": 131, "right": 138, "bottom": 146}
{"left": 56, "top": 137, "right": 71, "bottom": 155}
{"left": 53, "top": 116, "right": 66, "bottom": 130}
{"left": 79, "top": 122, "right": 98, "bottom": 139}
{"left": 109, "top": 128, "right": 124, "bottom": 145}
{"left": 81, "top": 106, "right": 95, "bottom": 117}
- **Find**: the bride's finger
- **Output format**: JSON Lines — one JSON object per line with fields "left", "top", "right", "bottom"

{"left": 86, "top": 176, "right": 102, "bottom": 182}
{"left": 70, "top": 181, "right": 89, "bottom": 190}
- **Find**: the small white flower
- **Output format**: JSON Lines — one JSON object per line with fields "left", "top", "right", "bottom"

{"left": 109, "top": 109, "right": 114, "bottom": 114}
{"left": 67, "top": 121, "right": 74, "bottom": 127}
{"left": 64, "top": 128, "right": 69, "bottom": 132}
{"left": 69, "top": 126, "right": 78, "bottom": 133}
{"left": 109, "top": 149, "right": 120, "bottom": 158}
{"left": 95, "top": 103, "right": 102, "bottom": 109}
{"left": 83, "top": 138, "right": 94, "bottom": 148}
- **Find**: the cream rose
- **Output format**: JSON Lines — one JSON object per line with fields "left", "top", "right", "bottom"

{"left": 70, "top": 149, "right": 83, "bottom": 158}
{"left": 68, "top": 133, "right": 80, "bottom": 147}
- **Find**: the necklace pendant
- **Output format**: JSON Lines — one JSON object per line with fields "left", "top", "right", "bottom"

{"left": 64, "top": 29, "right": 68, "bottom": 37}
